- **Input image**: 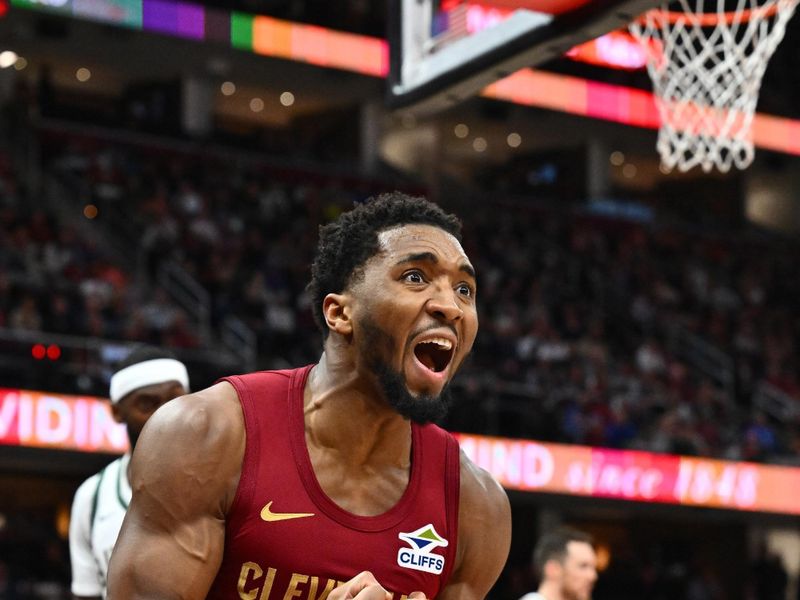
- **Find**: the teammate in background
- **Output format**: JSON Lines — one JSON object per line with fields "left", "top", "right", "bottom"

{"left": 69, "top": 346, "right": 190, "bottom": 599}
{"left": 519, "top": 527, "right": 598, "bottom": 600}
{"left": 107, "top": 193, "right": 511, "bottom": 600}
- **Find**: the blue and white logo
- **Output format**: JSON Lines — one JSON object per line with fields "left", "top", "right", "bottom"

{"left": 397, "top": 524, "right": 449, "bottom": 575}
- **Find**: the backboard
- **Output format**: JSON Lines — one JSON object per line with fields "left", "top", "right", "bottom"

{"left": 388, "top": 0, "right": 664, "bottom": 115}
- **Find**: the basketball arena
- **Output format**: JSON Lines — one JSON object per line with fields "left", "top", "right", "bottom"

{"left": 0, "top": 0, "right": 799, "bottom": 598}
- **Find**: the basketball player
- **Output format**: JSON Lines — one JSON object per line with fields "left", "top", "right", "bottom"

{"left": 519, "top": 527, "right": 598, "bottom": 600}
{"left": 107, "top": 193, "right": 512, "bottom": 600}
{"left": 69, "top": 346, "right": 190, "bottom": 599}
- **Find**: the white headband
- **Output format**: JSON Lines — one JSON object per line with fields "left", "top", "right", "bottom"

{"left": 110, "top": 358, "right": 190, "bottom": 404}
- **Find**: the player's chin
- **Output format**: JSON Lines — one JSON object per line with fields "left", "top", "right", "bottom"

{"left": 405, "top": 375, "right": 447, "bottom": 400}
{"left": 408, "top": 384, "right": 443, "bottom": 401}
{"left": 406, "top": 355, "right": 452, "bottom": 396}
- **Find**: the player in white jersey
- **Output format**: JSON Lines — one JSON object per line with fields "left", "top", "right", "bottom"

{"left": 68, "top": 345, "right": 190, "bottom": 599}
{"left": 519, "top": 527, "right": 598, "bottom": 600}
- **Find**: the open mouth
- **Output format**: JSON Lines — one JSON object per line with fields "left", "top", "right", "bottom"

{"left": 413, "top": 337, "right": 455, "bottom": 373}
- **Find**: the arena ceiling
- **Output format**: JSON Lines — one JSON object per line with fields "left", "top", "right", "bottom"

{"left": 0, "top": 2, "right": 798, "bottom": 185}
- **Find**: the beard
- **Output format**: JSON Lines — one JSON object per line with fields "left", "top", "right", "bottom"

{"left": 360, "top": 319, "right": 454, "bottom": 424}
{"left": 371, "top": 360, "right": 454, "bottom": 424}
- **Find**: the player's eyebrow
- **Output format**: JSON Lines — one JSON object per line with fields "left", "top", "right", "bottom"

{"left": 395, "top": 252, "right": 476, "bottom": 279}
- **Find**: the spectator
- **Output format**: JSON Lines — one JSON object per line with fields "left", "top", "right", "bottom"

{"left": 9, "top": 294, "right": 43, "bottom": 331}
{"left": 520, "top": 526, "right": 598, "bottom": 600}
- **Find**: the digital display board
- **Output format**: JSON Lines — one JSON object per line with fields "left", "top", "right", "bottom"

{"left": 2, "top": 388, "right": 799, "bottom": 515}
{"left": 0, "top": 388, "right": 128, "bottom": 454}
{"left": 458, "top": 433, "right": 800, "bottom": 516}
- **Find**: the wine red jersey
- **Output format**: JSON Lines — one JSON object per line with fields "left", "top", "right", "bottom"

{"left": 207, "top": 366, "right": 461, "bottom": 600}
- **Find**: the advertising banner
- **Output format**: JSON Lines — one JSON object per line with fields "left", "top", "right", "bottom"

{"left": 457, "top": 433, "right": 800, "bottom": 516}
{"left": 3, "top": 388, "right": 798, "bottom": 516}
{"left": 0, "top": 388, "right": 128, "bottom": 454}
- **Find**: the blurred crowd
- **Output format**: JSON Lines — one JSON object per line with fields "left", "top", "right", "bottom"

{"left": 462, "top": 204, "right": 800, "bottom": 464}
{"left": 1, "top": 126, "right": 798, "bottom": 466}
{"left": 0, "top": 179, "right": 200, "bottom": 351}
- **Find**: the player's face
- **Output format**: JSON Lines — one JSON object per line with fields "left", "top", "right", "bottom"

{"left": 559, "top": 541, "right": 598, "bottom": 600}
{"left": 349, "top": 224, "right": 478, "bottom": 422}
{"left": 112, "top": 380, "right": 187, "bottom": 449}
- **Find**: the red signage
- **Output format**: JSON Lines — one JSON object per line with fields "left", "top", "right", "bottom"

{"left": 0, "top": 388, "right": 128, "bottom": 454}
{"left": 457, "top": 434, "right": 800, "bottom": 516}
{"left": 3, "top": 388, "right": 799, "bottom": 516}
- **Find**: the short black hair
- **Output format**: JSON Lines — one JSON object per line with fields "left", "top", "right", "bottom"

{"left": 308, "top": 192, "right": 462, "bottom": 338}
{"left": 114, "top": 344, "right": 178, "bottom": 373}
{"left": 533, "top": 526, "right": 594, "bottom": 580}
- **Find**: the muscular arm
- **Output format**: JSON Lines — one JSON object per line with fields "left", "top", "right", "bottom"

{"left": 107, "top": 382, "right": 244, "bottom": 600}
{"left": 439, "top": 451, "right": 511, "bottom": 600}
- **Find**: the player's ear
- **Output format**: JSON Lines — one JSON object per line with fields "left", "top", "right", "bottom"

{"left": 543, "top": 559, "right": 562, "bottom": 581}
{"left": 323, "top": 293, "right": 353, "bottom": 336}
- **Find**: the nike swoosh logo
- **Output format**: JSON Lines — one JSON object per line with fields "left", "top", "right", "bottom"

{"left": 260, "top": 501, "right": 315, "bottom": 522}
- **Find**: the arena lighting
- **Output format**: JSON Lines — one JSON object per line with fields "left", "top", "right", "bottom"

{"left": 0, "top": 50, "right": 17, "bottom": 68}
{"left": 595, "top": 543, "right": 611, "bottom": 571}
{"left": 249, "top": 97, "right": 264, "bottom": 112}
{"left": 8, "top": 0, "right": 389, "bottom": 73}
{"left": 31, "top": 343, "right": 62, "bottom": 360}
{"left": 55, "top": 504, "right": 70, "bottom": 539}
{"left": 279, "top": 91, "right": 295, "bottom": 107}
{"left": 11, "top": 0, "right": 800, "bottom": 156}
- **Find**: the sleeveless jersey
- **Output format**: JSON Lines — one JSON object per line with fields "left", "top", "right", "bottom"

{"left": 207, "top": 366, "right": 461, "bottom": 600}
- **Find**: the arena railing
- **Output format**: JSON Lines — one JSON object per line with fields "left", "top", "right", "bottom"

{"left": 669, "top": 326, "right": 736, "bottom": 402}
{"left": 753, "top": 381, "right": 800, "bottom": 423}
{"left": 221, "top": 315, "right": 258, "bottom": 373}
{"left": 156, "top": 261, "right": 212, "bottom": 341}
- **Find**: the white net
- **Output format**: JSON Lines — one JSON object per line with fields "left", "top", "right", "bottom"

{"left": 629, "top": 0, "right": 799, "bottom": 172}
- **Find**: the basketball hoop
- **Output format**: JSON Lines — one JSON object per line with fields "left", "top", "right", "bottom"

{"left": 629, "top": 0, "right": 799, "bottom": 173}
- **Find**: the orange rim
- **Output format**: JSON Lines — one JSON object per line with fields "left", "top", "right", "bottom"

{"left": 638, "top": 3, "right": 782, "bottom": 26}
